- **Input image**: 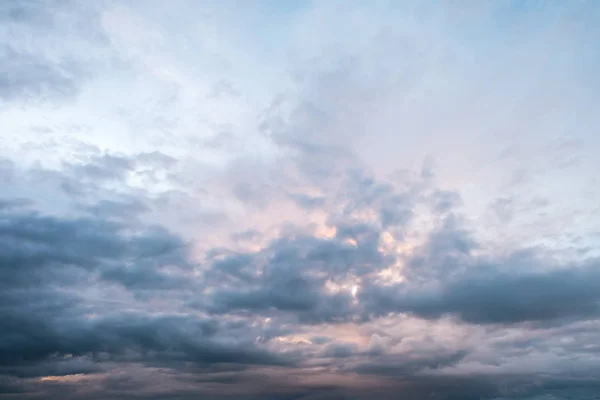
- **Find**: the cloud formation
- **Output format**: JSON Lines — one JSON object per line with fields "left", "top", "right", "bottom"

{"left": 1, "top": 1, "right": 600, "bottom": 399}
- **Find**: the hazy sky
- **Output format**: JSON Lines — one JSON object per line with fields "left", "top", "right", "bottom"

{"left": 1, "top": 1, "right": 600, "bottom": 399}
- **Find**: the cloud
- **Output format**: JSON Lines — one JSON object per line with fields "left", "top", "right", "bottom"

{"left": 361, "top": 252, "right": 600, "bottom": 325}
{"left": 0, "top": 1, "right": 109, "bottom": 106}
{"left": 5, "top": 153, "right": 600, "bottom": 398}
{"left": 1, "top": 1, "right": 600, "bottom": 399}
{"left": 0, "top": 44, "right": 82, "bottom": 102}
{"left": 0, "top": 207, "right": 293, "bottom": 385}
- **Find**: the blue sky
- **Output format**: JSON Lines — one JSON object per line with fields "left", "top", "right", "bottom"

{"left": 1, "top": 1, "right": 600, "bottom": 399}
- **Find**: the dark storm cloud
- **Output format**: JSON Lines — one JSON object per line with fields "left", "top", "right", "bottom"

{"left": 0, "top": 97, "right": 597, "bottom": 399}
{"left": 0, "top": 210, "right": 192, "bottom": 289}
{"left": 360, "top": 227, "right": 600, "bottom": 325}
{"left": 194, "top": 168, "right": 428, "bottom": 324}
{"left": 388, "top": 260, "right": 600, "bottom": 324}
{"left": 118, "top": 371, "right": 506, "bottom": 400}
{"left": 7, "top": 369, "right": 598, "bottom": 400}
{"left": 203, "top": 184, "right": 600, "bottom": 329}
{"left": 1, "top": 358, "right": 104, "bottom": 380}
{"left": 197, "top": 179, "right": 424, "bottom": 327}
{"left": 0, "top": 310, "right": 290, "bottom": 375}
{"left": 322, "top": 342, "right": 358, "bottom": 358}
{"left": 0, "top": 206, "right": 188, "bottom": 306}
{"left": 2, "top": 177, "right": 599, "bottom": 399}
{"left": 0, "top": 150, "right": 295, "bottom": 386}
{"left": 203, "top": 224, "right": 393, "bottom": 323}
{"left": 0, "top": 204, "right": 293, "bottom": 387}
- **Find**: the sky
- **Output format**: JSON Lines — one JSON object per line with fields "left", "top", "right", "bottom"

{"left": 1, "top": 1, "right": 600, "bottom": 399}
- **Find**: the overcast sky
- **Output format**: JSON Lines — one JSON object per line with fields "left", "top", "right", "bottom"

{"left": 1, "top": 1, "right": 600, "bottom": 399}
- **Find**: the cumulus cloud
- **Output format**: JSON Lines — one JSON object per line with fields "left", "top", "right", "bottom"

{"left": 0, "top": 198, "right": 293, "bottom": 382}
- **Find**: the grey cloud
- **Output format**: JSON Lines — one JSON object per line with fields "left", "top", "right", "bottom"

{"left": 332, "top": 169, "right": 418, "bottom": 234}
{"left": 0, "top": 197, "right": 34, "bottom": 210}
{"left": 0, "top": 310, "right": 289, "bottom": 373}
{"left": 0, "top": 157, "right": 15, "bottom": 180}
{"left": 350, "top": 349, "right": 468, "bottom": 377}
{"left": 231, "top": 229, "right": 262, "bottom": 243}
{"left": 82, "top": 198, "right": 150, "bottom": 221}
{"left": 336, "top": 170, "right": 394, "bottom": 210}
{"left": 136, "top": 151, "right": 178, "bottom": 168}
{"left": 208, "top": 79, "right": 240, "bottom": 99}
{"left": 274, "top": 136, "right": 358, "bottom": 186}
{"left": 491, "top": 197, "right": 515, "bottom": 222}
{"left": 0, "top": 0, "right": 109, "bottom": 106}
{"left": 2, "top": 1, "right": 600, "bottom": 398}
{"left": 322, "top": 342, "right": 358, "bottom": 358}
{"left": 440, "top": 263, "right": 600, "bottom": 324}
{"left": 429, "top": 190, "right": 463, "bottom": 214}
{"left": 0, "top": 0, "right": 72, "bottom": 27}
{"left": 380, "top": 196, "right": 413, "bottom": 229}
{"left": 0, "top": 208, "right": 193, "bottom": 293}
{"left": 65, "top": 153, "right": 142, "bottom": 183}
{"left": 0, "top": 208, "right": 293, "bottom": 389}
{"left": 4, "top": 152, "right": 596, "bottom": 399}
{"left": 310, "top": 336, "right": 332, "bottom": 345}
{"left": 203, "top": 224, "right": 394, "bottom": 323}
{"left": 401, "top": 214, "right": 477, "bottom": 283}
{"left": 232, "top": 181, "right": 272, "bottom": 209}
{"left": 0, "top": 153, "right": 294, "bottom": 386}
{"left": 203, "top": 131, "right": 237, "bottom": 150}
{"left": 361, "top": 244, "right": 600, "bottom": 325}
{"left": 206, "top": 273, "right": 356, "bottom": 324}
{"left": 206, "top": 191, "right": 600, "bottom": 330}
{"left": 287, "top": 192, "right": 326, "bottom": 210}
{"left": 0, "top": 44, "right": 83, "bottom": 102}
{"left": 1, "top": 356, "right": 105, "bottom": 379}
{"left": 0, "top": 153, "right": 133, "bottom": 203}
{"left": 2, "top": 150, "right": 197, "bottom": 227}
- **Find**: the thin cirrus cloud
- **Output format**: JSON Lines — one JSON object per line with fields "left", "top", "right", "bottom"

{"left": 1, "top": 1, "right": 600, "bottom": 399}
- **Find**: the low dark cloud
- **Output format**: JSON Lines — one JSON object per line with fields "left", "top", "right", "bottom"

{"left": 0, "top": 205, "right": 292, "bottom": 391}
{"left": 203, "top": 224, "right": 391, "bottom": 323}
{"left": 0, "top": 197, "right": 34, "bottom": 210}
{"left": 360, "top": 242, "right": 600, "bottom": 325}
{"left": 2, "top": 151, "right": 600, "bottom": 399}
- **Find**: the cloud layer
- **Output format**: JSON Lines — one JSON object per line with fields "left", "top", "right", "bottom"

{"left": 1, "top": 1, "right": 600, "bottom": 399}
